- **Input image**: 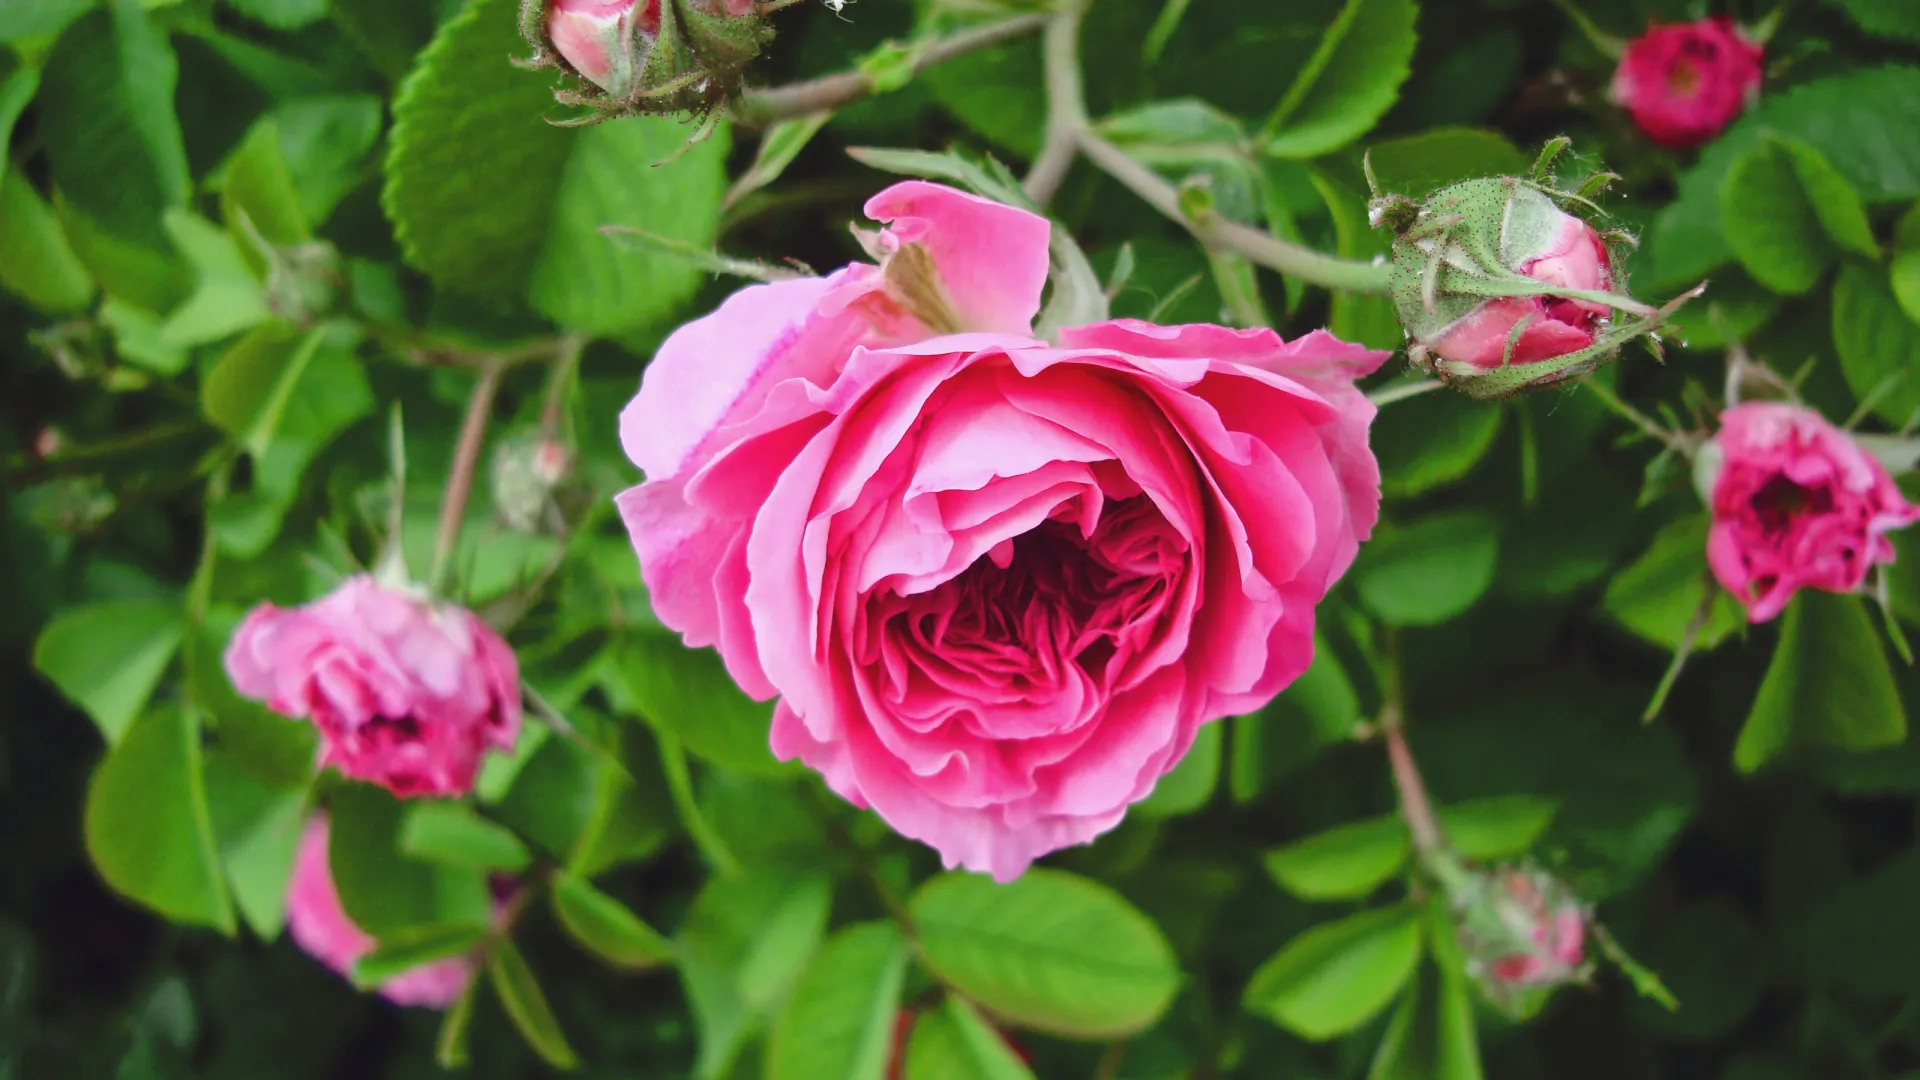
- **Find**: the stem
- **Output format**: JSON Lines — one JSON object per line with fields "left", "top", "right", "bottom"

{"left": 732, "top": 14, "right": 1049, "bottom": 126}
{"left": 539, "top": 334, "right": 586, "bottom": 442}
{"left": 431, "top": 359, "right": 505, "bottom": 597}
{"left": 1023, "top": 0, "right": 1089, "bottom": 206}
{"left": 657, "top": 732, "right": 744, "bottom": 877}
{"left": 5, "top": 417, "right": 213, "bottom": 483}
{"left": 1380, "top": 701, "right": 1445, "bottom": 858}
{"left": 1091, "top": 1039, "right": 1129, "bottom": 1080}
{"left": 1583, "top": 377, "right": 1695, "bottom": 455}
{"left": 1367, "top": 379, "right": 1444, "bottom": 407}
{"left": 1078, "top": 133, "right": 1393, "bottom": 295}
{"left": 1643, "top": 577, "right": 1717, "bottom": 723}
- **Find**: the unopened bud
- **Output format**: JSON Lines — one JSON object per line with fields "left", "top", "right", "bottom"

{"left": 526, "top": 0, "right": 772, "bottom": 121}
{"left": 544, "top": 0, "right": 657, "bottom": 98}
{"left": 32, "top": 427, "right": 64, "bottom": 460}
{"left": 1452, "top": 865, "right": 1588, "bottom": 1012}
{"left": 491, "top": 433, "right": 571, "bottom": 533}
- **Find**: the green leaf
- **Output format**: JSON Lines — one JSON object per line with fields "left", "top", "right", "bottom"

{"left": 1784, "top": 138, "right": 1882, "bottom": 259}
{"left": 329, "top": 0, "right": 435, "bottom": 83}
{"left": 270, "top": 95, "right": 384, "bottom": 228}
{"left": 1310, "top": 170, "right": 1401, "bottom": 348}
{"left": 0, "top": 0, "right": 93, "bottom": 43}
{"left": 550, "top": 871, "right": 675, "bottom": 971}
{"left": 384, "top": 0, "right": 726, "bottom": 334}
{"left": 399, "top": 802, "right": 532, "bottom": 872}
{"left": 84, "top": 706, "right": 234, "bottom": 933}
{"left": 200, "top": 323, "right": 320, "bottom": 452}
{"left": 1136, "top": 719, "right": 1221, "bottom": 818}
{"left": 1439, "top": 796, "right": 1559, "bottom": 862}
{"left": 605, "top": 630, "right": 785, "bottom": 776}
{"left": 1834, "top": 262, "right": 1920, "bottom": 428}
{"left": 1721, "top": 136, "right": 1836, "bottom": 296}
{"left": 911, "top": 869, "right": 1180, "bottom": 1039}
{"left": 678, "top": 862, "right": 833, "bottom": 1079}
{"left": 1891, "top": 250, "right": 1920, "bottom": 327}
{"left": 202, "top": 754, "right": 307, "bottom": 940}
{"left": 328, "top": 784, "right": 492, "bottom": 938}
{"left": 725, "top": 111, "right": 832, "bottom": 211}
{"left": 1368, "top": 960, "right": 1484, "bottom": 1080}
{"left": 158, "top": 209, "right": 271, "bottom": 348}
{"left": 1243, "top": 905, "right": 1424, "bottom": 1041}
{"left": 1372, "top": 390, "right": 1504, "bottom": 498}
{"left": 33, "top": 598, "right": 181, "bottom": 744}
{"left": 0, "top": 64, "right": 39, "bottom": 153}
{"left": 766, "top": 922, "right": 909, "bottom": 1080}
{"left": 488, "top": 939, "right": 579, "bottom": 1071}
{"left": 1362, "top": 128, "right": 1526, "bottom": 198}
{"left": 1356, "top": 512, "right": 1500, "bottom": 627}
{"left": 1263, "top": 817, "right": 1411, "bottom": 902}
{"left": 1734, "top": 592, "right": 1907, "bottom": 773}
{"left": 904, "top": 996, "right": 1038, "bottom": 1080}
{"left": 436, "top": 981, "right": 478, "bottom": 1069}
{"left": 38, "top": 3, "right": 189, "bottom": 247}
{"left": 0, "top": 168, "right": 94, "bottom": 313}
{"left": 1602, "top": 514, "right": 1743, "bottom": 652}
{"left": 219, "top": 118, "right": 311, "bottom": 252}
{"left": 352, "top": 924, "right": 486, "bottom": 988}
{"left": 1821, "top": 0, "right": 1920, "bottom": 42}
{"left": 1260, "top": 0, "right": 1418, "bottom": 158}
{"left": 921, "top": 33, "right": 1044, "bottom": 159}
{"left": 222, "top": 0, "right": 328, "bottom": 31}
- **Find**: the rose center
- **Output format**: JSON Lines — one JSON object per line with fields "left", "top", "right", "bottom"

{"left": 1751, "top": 473, "right": 1832, "bottom": 533}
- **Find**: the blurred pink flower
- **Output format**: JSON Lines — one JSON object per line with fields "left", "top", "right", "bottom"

{"left": 616, "top": 180, "right": 1385, "bottom": 881}
{"left": 1706, "top": 402, "right": 1920, "bottom": 623}
{"left": 1610, "top": 17, "right": 1763, "bottom": 149}
{"left": 224, "top": 575, "right": 521, "bottom": 798}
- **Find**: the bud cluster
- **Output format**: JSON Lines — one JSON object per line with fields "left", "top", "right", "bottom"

{"left": 521, "top": 0, "right": 774, "bottom": 125}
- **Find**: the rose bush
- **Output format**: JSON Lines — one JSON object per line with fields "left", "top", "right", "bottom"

{"left": 618, "top": 181, "right": 1385, "bottom": 879}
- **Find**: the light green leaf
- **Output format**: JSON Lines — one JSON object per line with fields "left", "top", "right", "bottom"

{"left": 551, "top": 871, "right": 675, "bottom": 971}
{"left": 84, "top": 706, "right": 235, "bottom": 933}
{"left": 1311, "top": 170, "right": 1400, "bottom": 348}
{"left": 1602, "top": 514, "right": 1744, "bottom": 651}
{"left": 1834, "top": 262, "right": 1920, "bottom": 428}
{"left": 352, "top": 923, "right": 486, "bottom": 988}
{"left": 219, "top": 118, "right": 311, "bottom": 252}
{"left": 767, "top": 922, "right": 909, "bottom": 1080}
{"left": 270, "top": 95, "right": 384, "bottom": 227}
{"left": 384, "top": 0, "right": 725, "bottom": 334}
{"left": 222, "top": 0, "right": 328, "bottom": 31}
{"left": 1721, "top": 136, "right": 1835, "bottom": 296}
{"left": 604, "top": 630, "right": 785, "bottom": 776}
{"left": 1264, "top": 817, "right": 1411, "bottom": 902}
{"left": 725, "top": 111, "right": 832, "bottom": 211}
{"left": 1784, "top": 137, "right": 1881, "bottom": 259}
{"left": 328, "top": 784, "right": 492, "bottom": 938}
{"left": 1439, "top": 795, "right": 1559, "bottom": 862}
{"left": 202, "top": 754, "right": 307, "bottom": 940}
{"left": 1243, "top": 905, "right": 1424, "bottom": 1041}
{"left": 0, "top": 65, "right": 40, "bottom": 154}
{"left": 33, "top": 598, "right": 181, "bottom": 744}
{"left": 0, "top": 0, "right": 94, "bottom": 43}
{"left": 99, "top": 299, "right": 187, "bottom": 375}
{"left": 1356, "top": 512, "right": 1500, "bottom": 627}
{"left": 488, "top": 939, "right": 580, "bottom": 1070}
{"left": 1260, "top": 0, "right": 1418, "bottom": 158}
{"left": 904, "top": 996, "right": 1037, "bottom": 1080}
{"left": 0, "top": 168, "right": 94, "bottom": 313}
{"left": 1891, "top": 250, "right": 1920, "bottom": 326}
{"left": 911, "top": 869, "right": 1180, "bottom": 1039}
{"left": 1368, "top": 961, "right": 1484, "bottom": 1080}
{"left": 1734, "top": 592, "right": 1907, "bottom": 773}
{"left": 400, "top": 802, "right": 533, "bottom": 872}
{"left": 1136, "top": 719, "right": 1221, "bottom": 818}
{"left": 158, "top": 209, "right": 270, "bottom": 348}
{"left": 436, "top": 981, "right": 478, "bottom": 1069}
{"left": 678, "top": 862, "right": 832, "bottom": 1079}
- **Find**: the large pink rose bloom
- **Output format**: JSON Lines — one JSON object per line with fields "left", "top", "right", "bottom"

{"left": 1428, "top": 210, "right": 1613, "bottom": 374}
{"left": 287, "top": 815, "right": 478, "bottom": 1009}
{"left": 224, "top": 576, "right": 522, "bottom": 798}
{"left": 616, "top": 181, "right": 1386, "bottom": 880}
{"left": 1610, "top": 17, "right": 1763, "bottom": 150}
{"left": 1706, "top": 403, "right": 1920, "bottom": 623}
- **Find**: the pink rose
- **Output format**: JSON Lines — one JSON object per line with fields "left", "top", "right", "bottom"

{"left": 224, "top": 575, "right": 522, "bottom": 798}
{"left": 616, "top": 181, "right": 1385, "bottom": 880}
{"left": 1427, "top": 207, "right": 1613, "bottom": 374}
{"left": 1610, "top": 17, "right": 1763, "bottom": 150}
{"left": 287, "top": 815, "right": 480, "bottom": 1009}
{"left": 1705, "top": 403, "right": 1920, "bottom": 623}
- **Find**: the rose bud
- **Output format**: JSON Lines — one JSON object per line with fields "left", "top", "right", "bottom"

{"left": 1452, "top": 866, "right": 1588, "bottom": 1012}
{"left": 1610, "top": 17, "right": 1763, "bottom": 150}
{"left": 543, "top": 0, "right": 658, "bottom": 98}
{"left": 1701, "top": 402, "right": 1920, "bottom": 623}
{"left": 1377, "top": 170, "right": 1693, "bottom": 400}
{"left": 224, "top": 575, "right": 522, "bottom": 798}
{"left": 491, "top": 433, "right": 572, "bottom": 533}
{"left": 525, "top": 0, "right": 771, "bottom": 120}
{"left": 288, "top": 815, "right": 499, "bottom": 1008}
{"left": 617, "top": 181, "right": 1386, "bottom": 881}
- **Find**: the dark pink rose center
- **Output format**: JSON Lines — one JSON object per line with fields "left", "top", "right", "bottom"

{"left": 1751, "top": 473, "right": 1834, "bottom": 535}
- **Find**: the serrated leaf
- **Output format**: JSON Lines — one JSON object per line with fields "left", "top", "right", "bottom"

{"left": 1356, "top": 512, "right": 1500, "bottom": 627}
{"left": 1261, "top": 0, "right": 1418, "bottom": 158}
{"left": 551, "top": 871, "right": 675, "bottom": 970}
{"left": 1734, "top": 592, "right": 1907, "bottom": 773}
{"left": 1244, "top": 905, "right": 1424, "bottom": 1041}
{"left": 766, "top": 922, "right": 909, "bottom": 1080}
{"left": 33, "top": 598, "right": 182, "bottom": 744}
{"left": 910, "top": 870, "right": 1180, "bottom": 1039}
{"left": 1264, "top": 817, "right": 1411, "bottom": 902}
{"left": 1721, "top": 136, "right": 1834, "bottom": 296}
{"left": 84, "top": 706, "right": 235, "bottom": 933}
{"left": 488, "top": 939, "right": 579, "bottom": 1070}
{"left": 1834, "top": 262, "right": 1920, "bottom": 428}
{"left": 904, "top": 997, "right": 1037, "bottom": 1080}
{"left": 400, "top": 802, "right": 532, "bottom": 872}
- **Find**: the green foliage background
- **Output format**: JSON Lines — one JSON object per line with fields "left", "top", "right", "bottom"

{"left": 4, "top": 0, "right": 1920, "bottom": 1077}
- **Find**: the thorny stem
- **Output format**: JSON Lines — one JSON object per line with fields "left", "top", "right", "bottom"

{"left": 539, "top": 333, "right": 586, "bottom": 441}
{"left": 431, "top": 358, "right": 505, "bottom": 597}
{"left": 1583, "top": 377, "right": 1696, "bottom": 455}
{"left": 732, "top": 14, "right": 1049, "bottom": 126}
{"left": 1023, "top": 0, "right": 1090, "bottom": 206}
{"left": 1078, "top": 133, "right": 1394, "bottom": 295}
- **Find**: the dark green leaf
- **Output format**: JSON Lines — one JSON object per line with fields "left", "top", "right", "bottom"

{"left": 1372, "top": 390, "right": 1504, "bottom": 498}
{"left": 0, "top": 0, "right": 93, "bottom": 43}
{"left": 1721, "top": 136, "right": 1835, "bottom": 296}
{"left": 223, "top": 0, "right": 328, "bottom": 31}
{"left": 551, "top": 871, "right": 675, "bottom": 971}
{"left": 1244, "top": 905, "right": 1424, "bottom": 1041}
{"left": 766, "top": 922, "right": 909, "bottom": 1080}
{"left": 911, "top": 869, "right": 1180, "bottom": 1039}
{"left": 84, "top": 707, "right": 234, "bottom": 933}
{"left": 1821, "top": 0, "right": 1920, "bottom": 42}
{"left": 1601, "top": 514, "right": 1743, "bottom": 652}
{"left": 1261, "top": 0, "right": 1418, "bottom": 158}
{"left": 328, "top": 784, "right": 492, "bottom": 938}
{"left": 1834, "top": 261, "right": 1920, "bottom": 428}
{"left": 604, "top": 630, "right": 785, "bottom": 775}
{"left": 1734, "top": 592, "right": 1907, "bottom": 773}
{"left": 1362, "top": 128, "right": 1525, "bottom": 197}
{"left": 1136, "top": 720, "right": 1221, "bottom": 818}
{"left": 1356, "top": 512, "right": 1500, "bottom": 627}
{"left": 1439, "top": 796, "right": 1558, "bottom": 862}
{"left": 488, "top": 939, "right": 579, "bottom": 1070}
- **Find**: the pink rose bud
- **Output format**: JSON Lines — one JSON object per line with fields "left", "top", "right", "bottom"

{"left": 224, "top": 575, "right": 522, "bottom": 798}
{"left": 527, "top": 0, "right": 770, "bottom": 119}
{"left": 288, "top": 815, "right": 484, "bottom": 1008}
{"left": 1703, "top": 402, "right": 1920, "bottom": 623}
{"left": 544, "top": 0, "right": 659, "bottom": 98}
{"left": 1455, "top": 867, "right": 1587, "bottom": 1009}
{"left": 1610, "top": 17, "right": 1763, "bottom": 150}
{"left": 491, "top": 434, "right": 573, "bottom": 533}
{"left": 31, "top": 427, "right": 63, "bottom": 459}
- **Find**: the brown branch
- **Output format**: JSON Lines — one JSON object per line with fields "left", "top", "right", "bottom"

{"left": 430, "top": 359, "right": 505, "bottom": 595}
